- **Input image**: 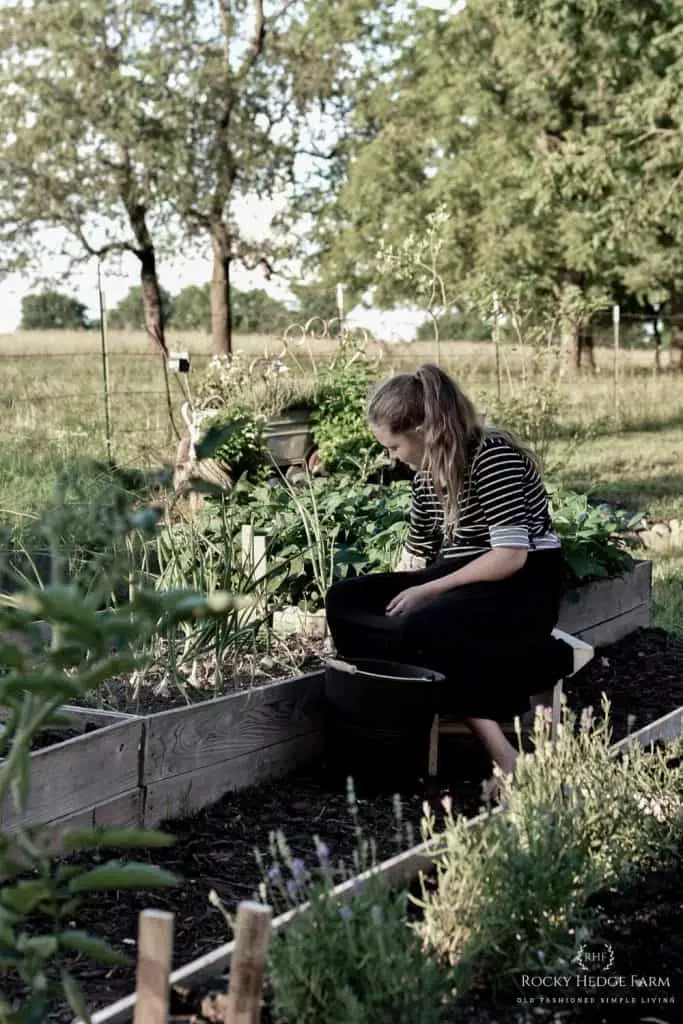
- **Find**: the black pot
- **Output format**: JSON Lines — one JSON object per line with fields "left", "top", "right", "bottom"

{"left": 323, "top": 657, "right": 446, "bottom": 792}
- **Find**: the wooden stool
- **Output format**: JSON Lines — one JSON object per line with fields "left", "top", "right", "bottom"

{"left": 427, "top": 628, "right": 594, "bottom": 777}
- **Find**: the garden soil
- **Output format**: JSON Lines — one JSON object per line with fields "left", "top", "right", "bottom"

{"left": 4, "top": 626, "right": 682, "bottom": 1023}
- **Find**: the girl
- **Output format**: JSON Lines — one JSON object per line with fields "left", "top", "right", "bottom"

{"left": 325, "top": 363, "right": 564, "bottom": 786}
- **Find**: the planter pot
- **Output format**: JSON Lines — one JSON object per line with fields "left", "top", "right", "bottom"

{"left": 323, "top": 657, "right": 446, "bottom": 791}
{"left": 264, "top": 407, "right": 314, "bottom": 467}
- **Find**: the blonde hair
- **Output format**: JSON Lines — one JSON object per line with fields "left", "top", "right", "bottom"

{"left": 368, "top": 363, "right": 540, "bottom": 525}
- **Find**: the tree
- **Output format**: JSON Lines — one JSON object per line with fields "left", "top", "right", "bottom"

{"left": 149, "top": 0, "right": 400, "bottom": 354}
{"left": 20, "top": 290, "right": 90, "bottom": 330}
{"left": 301, "top": 0, "right": 683, "bottom": 370}
{"left": 0, "top": 0, "right": 181, "bottom": 358}
{"left": 172, "top": 284, "right": 212, "bottom": 333}
{"left": 108, "top": 286, "right": 175, "bottom": 331}
{"left": 232, "top": 288, "right": 291, "bottom": 334}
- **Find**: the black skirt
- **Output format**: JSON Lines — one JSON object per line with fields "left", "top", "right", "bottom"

{"left": 324, "top": 549, "right": 566, "bottom": 721}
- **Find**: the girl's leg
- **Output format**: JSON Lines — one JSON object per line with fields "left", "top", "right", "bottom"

{"left": 325, "top": 571, "right": 416, "bottom": 661}
{"left": 463, "top": 717, "right": 519, "bottom": 775}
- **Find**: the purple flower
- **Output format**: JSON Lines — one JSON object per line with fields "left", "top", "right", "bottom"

{"left": 291, "top": 858, "right": 306, "bottom": 879}
{"left": 267, "top": 865, "right": 281, "bottom": 882}
{"left": 339, "top": 905, "right": 353, "bottom": 921}
{"left": 315, "top": 841, "right": 330, "bottom": 861}
{"left": 286, "top": 879, "right": 299, "bottom": 900}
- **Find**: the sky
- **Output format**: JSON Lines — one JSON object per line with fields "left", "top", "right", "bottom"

{"left": 0, "top": 0, "right": 454, "bottom": 340}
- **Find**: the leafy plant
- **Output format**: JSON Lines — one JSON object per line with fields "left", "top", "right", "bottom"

{"left": 197, "top": 405, "right": 271, "bottom": 483}
{"left": 0, "top": 493, "right": 251, "bottom": 1022}
{"left": 229, "top": 474, "right": 411, "bottom": 610}
{"left": 547, "top": 482, "right": 639, "bottom": 586}
{"left": 310, "top": 347, "right": 384, "bottom": 473}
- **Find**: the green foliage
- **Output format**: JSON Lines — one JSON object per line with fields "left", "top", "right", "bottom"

{"left": 197, "top": 407, "right": 271, "bottom": 483}
{"left": 172, "top": 284, "right": 211, "bottom": 332}
{"left": 195, "top": 352, "right": 312, "bottom": 420}
{"left": 108, "top": 286, "right": 174, "bottom": 331}
{"left": 416, "top": 312, "right": 492, "bottom": 342}
{"left": 306, "top": 0, "right": 683, "bottom": 320}
{"left": 547, "top": 483, "right": 639, "bottom": 587}
{"left": 20, "top": 291, "right": 90, "bottom": 331}
{"left": 230, "top": 474, "right": 410, "bottom": 610}
{"left": 311, "top": 354, "right": 383, "bottom": 472}
{"left": 417, "top": 700, "right": 683, "bottom": 1003}
{"left": 0, "top": 490, "right": 250, "bottom": 1021}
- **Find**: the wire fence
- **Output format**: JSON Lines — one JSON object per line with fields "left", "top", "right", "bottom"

{"left": 0, "top": 316, "right": 679, "bottom": 463}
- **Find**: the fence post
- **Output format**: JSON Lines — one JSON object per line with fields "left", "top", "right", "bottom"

{"left": 132, "top": 909, "right": 174, "bottom": 1024}
{"left": 97, "top": 259, "right": 114, "bottom": 462}
{"left": 612, "top": 303, "right": 620, "bottom": 425}
{"left": 224, "top": 901, "right": 273, "bottom": 1024}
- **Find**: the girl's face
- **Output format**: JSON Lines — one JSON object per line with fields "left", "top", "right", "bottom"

{"left": 371, "top": 421, "right": 425, "bottom": 471}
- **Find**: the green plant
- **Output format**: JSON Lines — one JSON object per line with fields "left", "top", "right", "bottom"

{"left": 0, "top": 506, "right": 249, "bottom": 1022}
{"left": 416, "top": 699, "right": 683, "bottom": 1004}
{"left": 198, "top": 405, "right": 271, "bottom": 483}
{"left": 310, "top": 346, "right": 384, "bottom": 473}
{"left": 547, "top": 482, "right": 639, "bottom": 586}
{"left": 229, "top": 474, "right": 411, "bottom": 610}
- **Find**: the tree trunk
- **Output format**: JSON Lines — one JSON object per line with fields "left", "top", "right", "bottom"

{"left": 652, "top": 316, "right": 662, "bottom": 374}
{"left": 128, "top": 203, "right": 168, "bottom": 358}
{"left": 210, "top": 221, "right": 233, "bottom": 356}
{"left": 576, "top": 318, "right": 596, "bottom": 373}
{"left": 559, "top": 314, "right": 579, "bottom": 377}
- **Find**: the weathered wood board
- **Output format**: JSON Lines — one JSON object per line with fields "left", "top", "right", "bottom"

{"left": 557, "top": 560, "right": 651, "bottom": 645}
{"left": 144, "top": 731, "right": 323, "bottom": 828}
{"left": 142, "top": 673, "right": 323, "bottom": 786}
{"left": 1, "top": 719, "right": 143, "bottom": 830}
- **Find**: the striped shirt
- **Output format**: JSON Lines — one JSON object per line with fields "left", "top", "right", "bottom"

{"left": 403, "top": 434, "right": 560, "bottom": 564}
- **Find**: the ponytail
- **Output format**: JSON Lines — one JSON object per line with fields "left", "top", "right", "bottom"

{"left": 368, "top": 362, "right": 537, "bottom": 526}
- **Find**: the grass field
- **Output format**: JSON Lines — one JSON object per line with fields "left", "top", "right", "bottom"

{"left": 1, "top": 329, "right": 681, "bottom": 628}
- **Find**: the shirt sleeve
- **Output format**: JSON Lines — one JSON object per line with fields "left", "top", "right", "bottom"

{"left": 403, "top": 473, "right": 443, "bottom": 565}
{"left": 472, "top": 444, "right": 530, "bottom": 549}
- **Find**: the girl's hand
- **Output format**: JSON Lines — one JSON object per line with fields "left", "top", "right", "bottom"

{"left": 386, "top": 584, "right": 432, "bottom": 617}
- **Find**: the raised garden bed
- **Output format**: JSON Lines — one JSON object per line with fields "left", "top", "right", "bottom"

{"left": 79, "top": 701, "right": 683, "bottom": 1024}
{"left": 0, "top": 563, "right": 654, "bottom": 844}
{"left": 2, "top": 626, "right": 680, "bottom": 1022}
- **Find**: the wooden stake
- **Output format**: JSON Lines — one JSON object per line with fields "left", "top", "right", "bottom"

{"left": 133, "top": 910, "right": 174, "bottom": 1024}
{"left": 224, "top": 901, "right": 273, "bottom": 1024}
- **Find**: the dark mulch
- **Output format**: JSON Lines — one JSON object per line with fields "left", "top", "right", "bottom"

{"left": 4, "top": 626, "right": 682, "bottom": 1022}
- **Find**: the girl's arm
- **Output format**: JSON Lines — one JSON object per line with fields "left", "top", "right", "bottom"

{"left": 423, "top": 547, "right": 527, "bottom": 597}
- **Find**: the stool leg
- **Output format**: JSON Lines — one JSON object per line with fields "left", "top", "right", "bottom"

{"left": 551, "top": 679, "right": 563, "bottom": 742}
{"left": 428, "top": 714, "right": 440, "bottom": 777}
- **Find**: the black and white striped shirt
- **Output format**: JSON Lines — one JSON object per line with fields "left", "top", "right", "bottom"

{"left": 404, "top": 434, "right": 560, "bottom": 564}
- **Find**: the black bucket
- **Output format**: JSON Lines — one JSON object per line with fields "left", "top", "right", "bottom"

{"left": 323, "top": 657, "right": 446, "bottom": 792}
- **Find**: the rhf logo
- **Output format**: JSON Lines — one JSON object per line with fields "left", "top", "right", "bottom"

{"left": 574, "top": 941, "right": 615, "bottom": 973}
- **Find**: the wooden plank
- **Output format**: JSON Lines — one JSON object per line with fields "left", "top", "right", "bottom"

{"left": 1, "top": 719, "right": 143, "bottom": 830}
{"left": 0, "top": 705, "right": 140, "bottom": 730}
{"left": 611, "top": 706, "right": 683, "bottom": 755}
{"left": 143, "top": 731, "right": 323, "bottom": 828}
{"left": 58, "top": 707, "right": 142, "bottom": 731}
{"left": 557, "top": 560, "right": 651, "bottom": 635}
{"left": 85, "top": 804, "right": 500, "bottom": 1024}
{"left": 142, "top": 672, "right": 324, "bottom": 786}
{"left": 574, "top": 601, "right": 650, "bottom": 648}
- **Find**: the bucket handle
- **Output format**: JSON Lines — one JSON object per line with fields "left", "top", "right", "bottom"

{"left": 323, "top": 657, "right": 435, "bottom": 683}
